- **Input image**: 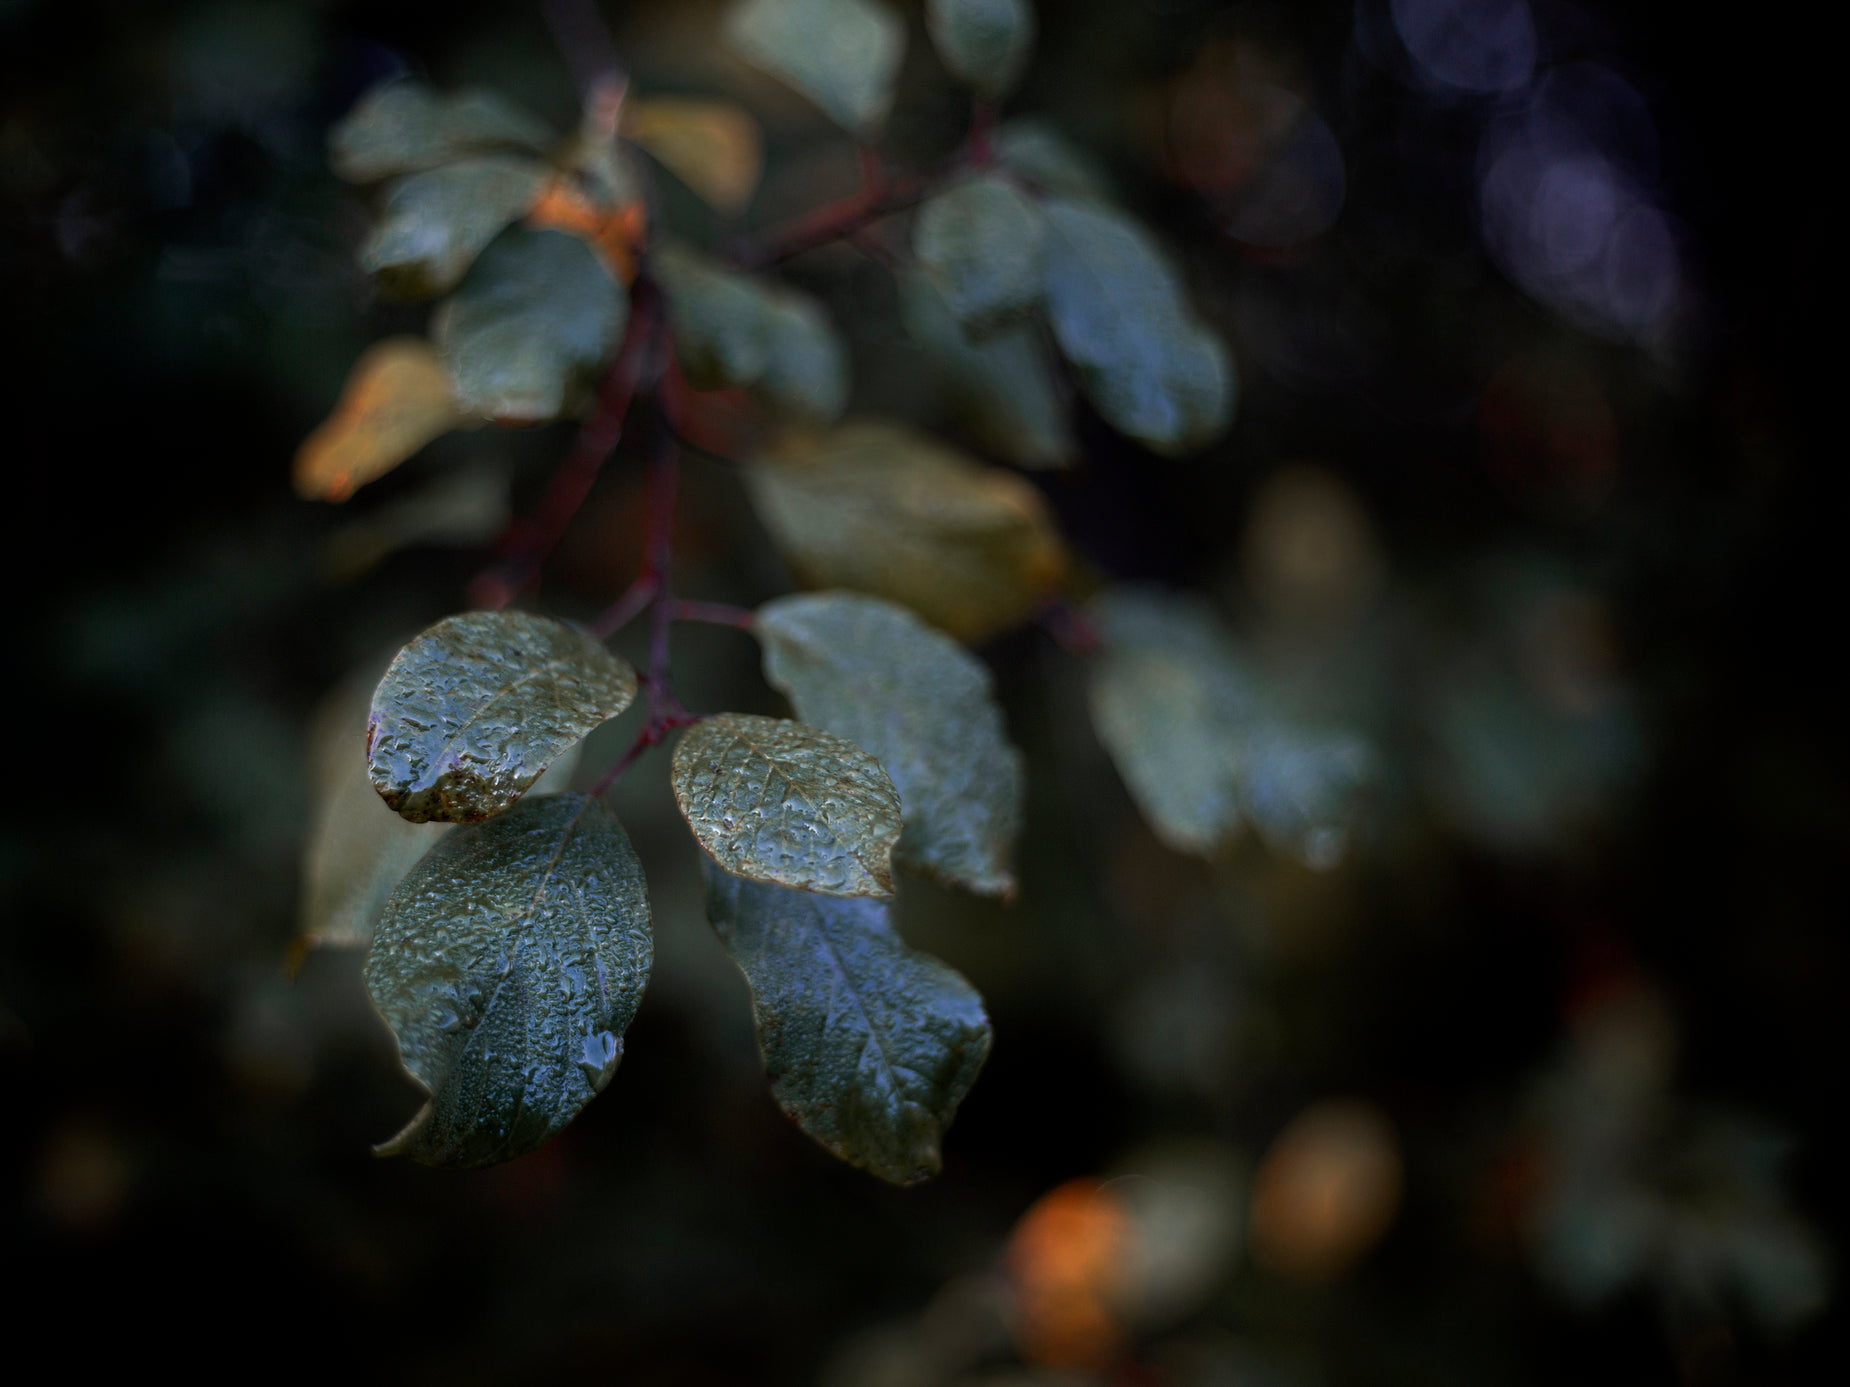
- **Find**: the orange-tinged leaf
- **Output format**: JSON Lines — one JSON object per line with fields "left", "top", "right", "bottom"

{"left": 622, "top": 97, "right": 764, "bottom": 215}
{"left": 294, "top": 338, "right": 472, "bottom": 502}
{"left": 527, "top": 178, "right": 647, "bottom": 284}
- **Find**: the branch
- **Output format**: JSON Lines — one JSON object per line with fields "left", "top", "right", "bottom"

{"left": 729, "top": 170, "right": 934, "bottom": 269}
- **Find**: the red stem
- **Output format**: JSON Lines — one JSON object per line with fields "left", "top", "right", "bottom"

{"left": 675, "top": 600, "right": 756, "bottom": 629}
{"left": 730, "top": 170, "right": 934, "bottom": 269}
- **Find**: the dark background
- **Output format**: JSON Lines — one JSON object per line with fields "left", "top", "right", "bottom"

{"left": 2, "top": 1, "right": 1840, "bottom": 1381}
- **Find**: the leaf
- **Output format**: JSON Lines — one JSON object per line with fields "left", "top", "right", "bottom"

{"left": 368, "top": 611, "right": 638, "bottom": 823}
{"left": 755, "top": 284, "right": 851, "bottom": 423}
{"left": 744, "top": 421, "right": 1067, "bottom": 643}
{"left": 899, "top": 269, "right": 1073, "bottom": 468}
{"left": 358, "top": 155, "right": 550, "bottom": 298}
{"left": 723, "top": 0, "right": 906, "bottom": 134}
{"left": 926, "top": 0, "right": 1036, "bottom": 99}
{"left": 1041, "top": 197, "right": 1236, "bottom": 453}
{"left": 1089, "top": 588, "right": 1371, "bottom": 864}
{"left": 912, "top": 173, "right": 1047, "bottom": 336}
{"left": 756, "top": 591, "right": 1024, "bottom": 897}
{"left": 526, "top": 178, "right": 649, "bottom": 284}
{"left": 298, "top": 657, "right": 584, "bottom": 952}
{"left": 651, "top": 242, "right": 774, "bottom": 390}
{"left": 623, "top": 97, "right": 764, "bottom": 214}
{"left": 996, "top": 118, "right": 1112, "bottom": 200}
{"left": 432, "top": 225, "right": 627, "bottom": 421}
{"left": 1088, "top": 590, "right": 1253, "bottom": 855}
{"left": 294, "top": 337, "right": 472, "bottom": 502}
{"left": 650, "top": 242, "right": 848, "bottom": 421}
{"left": 672, "top": 712, "right": 903, "bottom": 898}
{"left": 365, "top": 794, "right": 652, "bottom": 1168}
{"left": 329, "top": 80, "right": 555, "bottom": 184}
{"left": 700, "top": 858, "right": 990, "bottom": 1184}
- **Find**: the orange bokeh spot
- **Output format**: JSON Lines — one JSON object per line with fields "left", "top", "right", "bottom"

{"left": 528, "top": 179, "right": 647, "bottom": 285}
{"left": 1003, "top": 1177, "right": 1134, "bottom": 1370}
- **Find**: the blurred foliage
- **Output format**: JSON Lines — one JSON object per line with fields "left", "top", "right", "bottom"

{"left": 3, "top": 0, "right": 1843, "bottom": 1383}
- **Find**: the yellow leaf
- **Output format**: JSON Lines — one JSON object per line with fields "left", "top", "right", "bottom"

{"left": 622, "top": 97, "right": 764, "bottom": 215}
{"left": 745, "top": 421, "right": 1069, "bottom": 643}
{"left": 294, "top": 338, "right": 471, "bottom": 502}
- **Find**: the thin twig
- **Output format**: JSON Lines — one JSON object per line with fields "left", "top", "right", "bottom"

{"left": 675, "top": 600, "right": 756, "bottom": 629}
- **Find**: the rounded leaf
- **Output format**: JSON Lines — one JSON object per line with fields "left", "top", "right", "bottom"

{"left": 623, "top": 97, "right": 764, "bottom": 214}
{"left": 359, "top": 156, "right": 549, "bottom": 298}
{"left": 365, "top": 794, "right": 652, "bottom": 1168}
{"left": 724, "top": 0, "right": 906, "bottom": 134}
{"left": 756, "top": 591, "right": 1024, "bottom": 897}
{"left": 926, "top": 0, "right": 1036, "bottom": 99}
{"left": 913, "top": 173, "right": 1047, "bottom": 336}
{"left": 369, "top": 611, "right": 638, "bottom": 823}
{"left": 330, "top": 80, "right": 554, "bottom": 184}
{"left": 702, "top": 859, "right": 991, "bottom": 1184}
{"left": 672, "top": 713, "right": 903, "bottom": 898}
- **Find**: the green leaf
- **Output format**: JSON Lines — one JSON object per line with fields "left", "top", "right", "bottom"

{"left": 724, "top": 0, "right": 906, "bottom": 134}
{"left": 996, "top": 118, "right": 1112, "bottom": 201}
{"left": 756, "top": 591, "right": 1024, "bottom": 897}
{"left": 925, "top": 0, "right": 1036, "bottom": 99}
{"left": 754, "top": 284, "right": 851, "bottom": 423}
{"left": 369, "top": 611, "right": 638, "bottom": 824}
{"left": 329, "top": 80, "right": 554, "bottom": 184}
{"left": 359, "top": 155, "right": 549, "bottom": 299}
{"left": 1089, "top": 589, "right": 1255, "bottom": 855}
{"left": 913, "top": 174, "right": 1046, "bottom": 336}
{"left": 744, "top": 421, "right": 1068, "bottom": 642}
{"left": 1089, "top": 588, "right": 1370, "bottom": 864}
{"left": 433, "top": 225, "right": 627, "bottom": 421}
{"left": 672, "top": 713, "right": 903, "bottom": 899}
{"left": 899, "top": 269, "right": 1073, "bottom": 468}
{"left": 365, "top": 794, "right": 652, "bottom": 1168}
{"left": 701, "top": 858, "right": 990, "bottom": 1185}
{"left": 1041, "top": 198, "right": 1236, "bottom": 453}
{"left": 651, "top": 242, "right": 848, "bottom": 422}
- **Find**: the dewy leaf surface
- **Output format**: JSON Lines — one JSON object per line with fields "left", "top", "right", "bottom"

{"left": 1041, "top": 197, "right": 1236, "bottom": 454}
{"left": 622, "top": 97, "right": 763, "bottom": 214}
{"left": 913, "top": 174, "right": 1047, "bottom": 336}
{"left": 756, "top": 591, "right": 1024, "bottom": 897}
{"left": 359, "top": 155, "right": 549, "bottom": 298}
{"left": 329, "top": 81, "right": 554, "bottom": 183}
{"left": 294, "top": 337, "right": 472, "bottom": 502}
{"left": 724, "top": 0, "right": 906, "bottom": 134}
{"left": 299, "top": 660, "right": 584, "bottom": 951}
{"left": 369, "top": 611, "right": 638, "bottom": 823}
{"left": 926, "top": 0, "right": 1036, "bottom": 99}
{"left": 433, "top": 225, "right": 627, "bottom": 421}
{"left": 365, "top": 794, "right": 652, "bottom": 1168}
{"left": 701, "top": 858, "right": 991, "bottom": 1185}
{"left": 672, "top": 713, "right": 902, "bottom": 899}
{"left": 899, "top": 270, "right": 1073, "bottom": 468}
{"left": 744, "top": 421, "right": 1067, "bottom": 643}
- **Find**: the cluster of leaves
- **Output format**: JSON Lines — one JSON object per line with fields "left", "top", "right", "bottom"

{"left": 297, "top": 0, "right": 1316, "bottom": 1180}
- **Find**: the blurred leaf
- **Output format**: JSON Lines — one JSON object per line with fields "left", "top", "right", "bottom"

{"left": 652, "top": 242, "right": 848, "bottom": 421}
{"left": 1041, "top": 198, "right": 1235, "bottom": 453}
{"left": 673, "top": 713, "right": 903, "bottom": 898}
{"left": 623, "top": 96, "right": 763, "bottom": 214}
{"left": 652, "top": 241, "right": 773, "bottom": 389}
{"left": 756, "top": 591, "right": 1025, "bottom": 897}
{"left": 1088, "top": 590, "right": 1255, "bottom": 855}
{"left": 297, "top": 654, "right": 584, "bottom": 952}
{"left": 293, "top": 337, "right": 472, "bottom": 502}
{"left": 368, "top": 611, "right": 638, "bottom": 823}
{"left": 1241, "top": 730, "right": 1372, "bottom": 870}
{"left": 358, "top": 155, "right": 550, "bottom": 298}
{"left": 433, "top": 226, "right": 627, "bottom": 421}
{"left": 926, "top": 0, "right": 1036, "bottom": 99}
{"left": 700, "top": 857, "right": 990, "bottom": 1184}
{"left": 744, "top": 421, "right": 1067, "bottom": 643}
{"left": 723, "top": 0, "right": 906, "bottom": 134}
{"left": 899, "top": 269, "right": 1074, "bottom": 468}
{"left": 1248, "top": 1100, "right": 1402, "bottom": 1282}
{"left": 526, "top": 178, "right": 648, "bottom": 284}
{"left": 365, "top": 794, "right": 651, "bottom": 1168}
{"left": 996, "top": 118, "right": 1112, "bottom": 200}
{"left": 329, "top": 80, "right": 554, "bottom": 184}
{"left": 913, "top": 173, "right": 1046, "bottom": 336}
{"left": 756, "top": 284, "right": 851, "bottom": 423}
